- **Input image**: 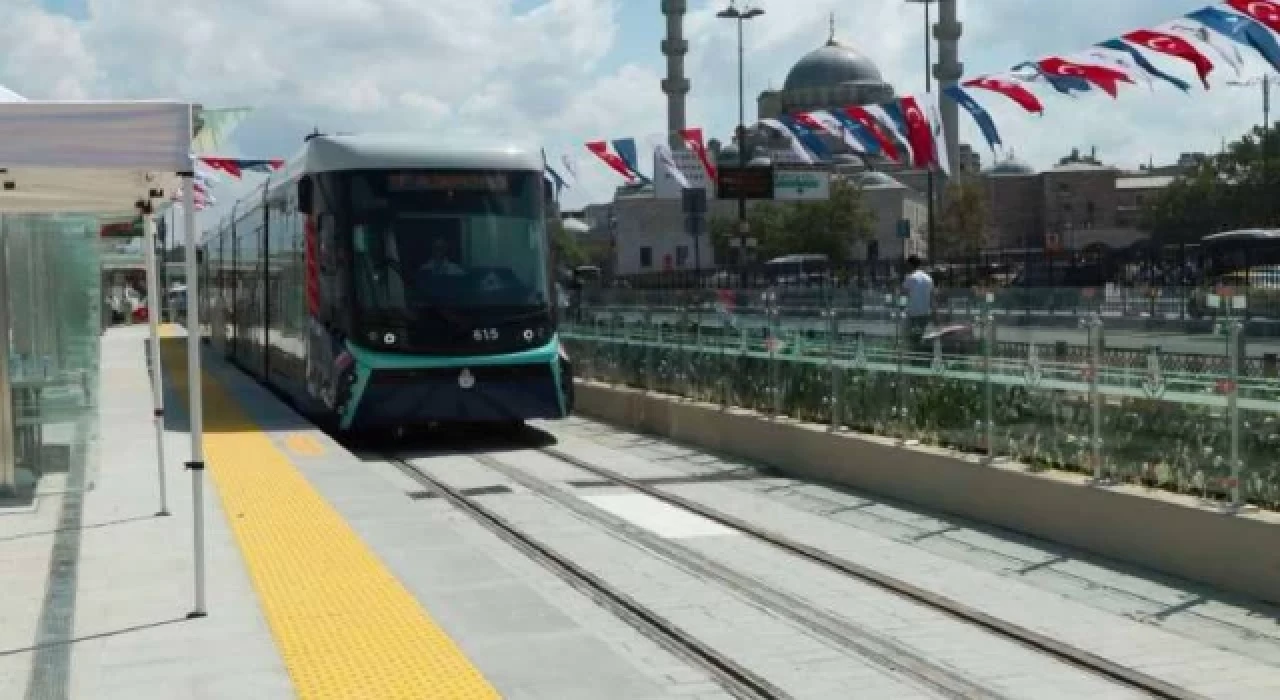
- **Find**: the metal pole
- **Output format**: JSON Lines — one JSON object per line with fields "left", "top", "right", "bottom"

{"left": 1228, "top": 320, "right": 1244, "bottom": 508}
{"left": 183, "top": 174, "right": 208, "bottom": 619}
{"left": 766, "top": 291, "right": 780, "bottom": 419}
{"left": 827, "top": 307, "right": 840, "bottom": 432}
{"left": 158, "top": 212, "right": 167, "bottom": 322}
{"left": 982, "top": 309, "right": 996, "bottom": 461}
{"left": 142, "top": 214, "right": 170, "bottom": 517}
{"left": 924, "top": 0, "right": 937, "bottom": 259}
{"left": 895, "top": 295, "right": 907, "bottom": 440}
{"left": 736, "top": 16, "right": 750, "bottom": 283}
{"left": 643, "top": 308, "right": 654, "bottom": 392}
{"left": 720, "top": 316, "right": 731, "bottom": 410}
{"left": 1264, "top": 76, "right": 1271, "bottom": 225}
{"left": 0, "top": 219, "right": 15, "bottom": 496}
{"left": 1083, "top": 313, "right": 1105, "bottom": 483}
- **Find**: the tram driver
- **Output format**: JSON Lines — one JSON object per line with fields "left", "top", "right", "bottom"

{"left": 420, "top": 237, "right": 465, "bottom": 277}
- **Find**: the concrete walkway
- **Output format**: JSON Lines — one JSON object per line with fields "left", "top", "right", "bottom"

{"left": 0, "top": 325, "right": 289, "bottom": 699}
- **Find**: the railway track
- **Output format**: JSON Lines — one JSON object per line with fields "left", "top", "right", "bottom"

{"left": 385, "top": 434, "right": 1208, "bottom": 699}
{"left": 533, "top": 443, "right": 1205, "bottom": 700}
{"left": 383, "top": 454, "right": 786, "bottom": 700}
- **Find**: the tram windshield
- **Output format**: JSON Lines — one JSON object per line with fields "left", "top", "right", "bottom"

{"left": 348, "top": 169, "right": 550, "bottom": 319}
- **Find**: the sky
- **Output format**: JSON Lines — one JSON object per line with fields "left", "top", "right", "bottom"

{"left": 2, "top": 0, "right": 1273, "bottom": 219}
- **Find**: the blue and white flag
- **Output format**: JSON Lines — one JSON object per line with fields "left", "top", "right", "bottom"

{"left": 942, "top": 85, "right": 1002, "bottom": 154}
{"left": 611, "top": 138, "right": 649, "bottom": 183}
{"left": 1189, "top": 5, "right": 1280, "bottom": 74}
{"left": 1094, "top": 39, "right": 1190, "bottom": 92}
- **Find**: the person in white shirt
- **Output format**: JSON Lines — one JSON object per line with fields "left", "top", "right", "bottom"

{"left": 902, "top": 255, "right": 935, "bottom": 349}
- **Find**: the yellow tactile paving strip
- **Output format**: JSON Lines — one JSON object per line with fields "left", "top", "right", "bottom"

{"left": 159, "top": 332, "right": 500, "bottom": 699}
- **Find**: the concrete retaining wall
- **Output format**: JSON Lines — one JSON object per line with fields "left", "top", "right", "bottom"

{"left": 573, "top": 380, "right": 1280, "bottom": 606}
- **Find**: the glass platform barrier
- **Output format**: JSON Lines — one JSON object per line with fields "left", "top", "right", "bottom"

{"left": 563, "top": 285, "right": 1280, "bottom": 513}
{"left": 0, "top": 214, "right": 102, "bottom": 502}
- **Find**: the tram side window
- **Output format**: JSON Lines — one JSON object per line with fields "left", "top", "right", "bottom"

{"left": 317, "top": 212, "right": 349, "bottom": 324}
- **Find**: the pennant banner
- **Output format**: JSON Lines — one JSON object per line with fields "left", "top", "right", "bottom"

{"left": 197, "top": 156, "right": 284, "bottom": 179}
{"left": 630, "top": 1, "right": 1280, "bottom": 170}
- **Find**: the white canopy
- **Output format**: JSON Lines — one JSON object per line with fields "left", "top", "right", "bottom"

{"left": 0, "top": 84, "right": 26, "bottom": 102}
{"left": 0, "top": 100, "right": 192, "bottom": 214}
{"left": 0, "top": 97, "right": 207, "bottom": 615}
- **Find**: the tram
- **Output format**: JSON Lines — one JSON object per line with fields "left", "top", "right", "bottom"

{"left": 201, "top": 133, "right": 573, "bottom": 433}
{"left": 1187, "top": 229, "right": 1280, "bottom": 319}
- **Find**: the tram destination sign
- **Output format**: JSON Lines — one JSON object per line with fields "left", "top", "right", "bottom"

{"left": 387, "top": 172, "right": 510, "bottom": 192}
{"left": 716, "top": 166, "right": 774, "bottom": 200}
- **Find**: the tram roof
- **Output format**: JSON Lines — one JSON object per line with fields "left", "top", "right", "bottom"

{"left": 286, "top": 133, "right": 544, "bottom": 177}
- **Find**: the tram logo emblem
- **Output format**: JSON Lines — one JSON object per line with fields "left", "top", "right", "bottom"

{"left": 458, "top": 368, "right": 476, "bottom": 389}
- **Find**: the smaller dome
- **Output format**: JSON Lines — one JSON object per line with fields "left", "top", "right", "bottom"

{"left": 561, "top": 218, "right": 590, "bottom": 234}
{"left": 849, "top": 171, "right": 904, "bottom": 188}
{"left": 985, "top": 158, "right": 1035, "bottom": 176}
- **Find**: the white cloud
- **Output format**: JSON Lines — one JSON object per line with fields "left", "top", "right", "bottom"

{"left": 0, "top": 0, "right": 1271, "bottom": 213}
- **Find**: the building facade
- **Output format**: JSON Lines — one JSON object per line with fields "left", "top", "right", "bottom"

{"left": 978, "top": 148, "right": 1194, "bottom": 252}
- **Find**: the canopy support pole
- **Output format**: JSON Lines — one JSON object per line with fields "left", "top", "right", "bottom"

{"left": 183, "top": 176, "right": 208, "bottom": 619}
{"left": 0, "top": 219, "right": 15, "bottom": 497}
{"left": 142, "top": 213, "right": 170, "bottom": 517}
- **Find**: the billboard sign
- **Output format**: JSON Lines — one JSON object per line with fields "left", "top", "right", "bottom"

{"left": 717, "top": 166, "right": 774, "bottom": 200}
{"left": 773, "top": 169, "right": 830, "bottom": 201}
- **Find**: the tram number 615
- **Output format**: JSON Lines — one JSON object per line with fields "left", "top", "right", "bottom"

{"left": 473, "top": 328, "right": 500, "bottom": 342}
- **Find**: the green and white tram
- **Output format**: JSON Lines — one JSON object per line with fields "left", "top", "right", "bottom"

{"left": 202, "top": 133, "right": 573, "bottom": 432}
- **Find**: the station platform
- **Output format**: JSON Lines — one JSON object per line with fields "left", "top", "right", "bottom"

{"left": 1, "top": 324, "right": 1279, "bottom": 699}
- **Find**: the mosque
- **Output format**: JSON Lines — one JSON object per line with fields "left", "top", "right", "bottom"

{"left": 572, "top": 2, "right": 1176, "bottom": 276}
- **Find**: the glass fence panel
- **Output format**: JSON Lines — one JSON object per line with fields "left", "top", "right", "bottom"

{"left": 2, "top": 214, "right": 102, "bottom": 499}
{"left": 564, "top": 283, "right": 1280, "bottom": 512}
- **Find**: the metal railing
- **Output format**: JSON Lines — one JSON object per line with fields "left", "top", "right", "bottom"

{"left": 561, "top": 288, "right": 1279, "bottom": 513}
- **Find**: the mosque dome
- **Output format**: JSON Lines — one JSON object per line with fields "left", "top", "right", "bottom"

{"left": 849, "top": 171, "right": 905, "bottom": 188}
{"left": 561, "top": 218, "right": 590, "bottom": 235}
{"left": 783, "top": 39, "right": 885, "bottom": 91}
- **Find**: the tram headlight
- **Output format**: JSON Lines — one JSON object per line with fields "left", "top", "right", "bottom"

{"left": 383, "top": 331, "right": 398, "bottom": 346}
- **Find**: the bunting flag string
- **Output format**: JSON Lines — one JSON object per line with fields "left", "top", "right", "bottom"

{"left": 574, "top": 1, "right": 1280, "bottom": 186}
{"left": 585, "top": 140, "right": 644, "bottom": 183}
{"left": 197, "top": 156, "right": 285, "bottom": 179}
{"left": 678, "top": 127, "right": 718, "bottom": 180}
{"left": 769, "top": 0, "right": 1280, "bottom": 168}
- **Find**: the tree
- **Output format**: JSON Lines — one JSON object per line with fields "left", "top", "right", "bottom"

{"left": 935, "top": 177, "right": 988, "bottom": 258}
{"left": 1138, "top": 163, "right": 1228, "bottom": 245}
{"left": 708, "top": 176, "right": 874, "bottom": 265}
{"left": 1139, "top": 122, "right": 1280, "bottom": 244}
{"left": 549, "top": 219, "right": 587, "bottom": 269}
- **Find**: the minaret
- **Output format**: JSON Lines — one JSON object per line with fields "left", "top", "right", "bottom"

{"left": 934, "top": 0, "right": 963, "bottom": 172}
{"left": 661, "top": 0, "right": 690, "bottom": 149}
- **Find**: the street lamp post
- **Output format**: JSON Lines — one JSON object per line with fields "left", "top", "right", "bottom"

{"left": 1228, "top": 74, "right": 1274, "bottom": 223}
{"left": 905, "top": 0, "right": 938, "bottom": 260}
{"left": 717, "top": 1, "right": 763, "bottom": 284}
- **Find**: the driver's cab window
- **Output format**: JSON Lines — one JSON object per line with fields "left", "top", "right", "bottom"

{"left": 353, "top": 222, "right": 408, "bottom": 308}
